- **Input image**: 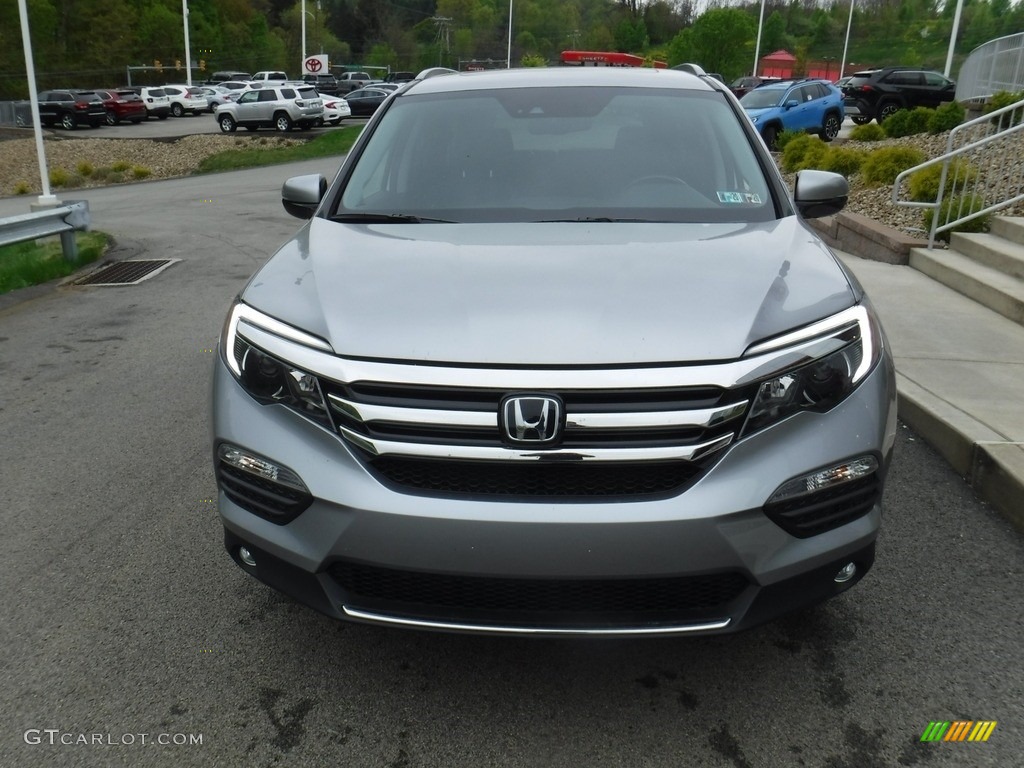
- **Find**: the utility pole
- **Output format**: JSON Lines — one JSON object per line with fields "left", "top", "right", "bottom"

{"left": 432, "top": 16, "right": 451, "bottom": 67}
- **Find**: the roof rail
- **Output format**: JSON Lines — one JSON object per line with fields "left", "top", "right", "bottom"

{"left": 416, "top": 67, "right": 458, "bottom": 80}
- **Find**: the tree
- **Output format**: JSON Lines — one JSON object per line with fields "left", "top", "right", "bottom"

{"left": 671, "top": 8, "right": 755, "bottom": 80}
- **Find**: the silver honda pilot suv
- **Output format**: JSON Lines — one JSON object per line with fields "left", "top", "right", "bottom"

{"left": 216, "top": 84, "right": 323, "bottom": 133}
{"left": 213, "top": 67, "right": 897, "bottom": 637}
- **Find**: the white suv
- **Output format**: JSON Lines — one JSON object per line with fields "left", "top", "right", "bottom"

{"left": 216, "top": 85, "right": 323, "bottom": 132}
{"left": 161, "top": 85, "right": 207, "bottom": 117}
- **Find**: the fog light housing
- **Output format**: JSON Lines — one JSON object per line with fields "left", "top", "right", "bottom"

{"left": 767, "top": 456, "right": 879, "bottom": 505}
{"left": 239, "top": 546, "right": 257, "bottom": 567}
{"left": 834, "top": 562, "right": 856, "bottom": 583}
{"left": 216, "top": 444, "right": 313, "bottom": 524}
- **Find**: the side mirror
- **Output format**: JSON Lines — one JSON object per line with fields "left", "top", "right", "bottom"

{"left": 793, "top": 170, "right": 848, "bottom": 219}
{"left": 281, "top": 174, "right": 327, "bottom": 219}
{"left": 784, "top": 99, "right": 799, "bottom": 110}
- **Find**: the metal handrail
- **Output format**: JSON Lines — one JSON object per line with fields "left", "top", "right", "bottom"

{"left": 956, "top": 32, "right": 1024, "bottom": 102}
{"left": 892, "top": 98, "right": 1024, "bottom": 248}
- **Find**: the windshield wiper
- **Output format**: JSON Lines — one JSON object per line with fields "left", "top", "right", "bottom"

{"left": 535, "top": 217, "right": 651, "bottom": 223}
{"left": 331, "top": 212, "right": 456, "bottom": 223}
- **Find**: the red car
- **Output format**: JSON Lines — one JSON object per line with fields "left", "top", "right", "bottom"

{"left": 93, "top": 89, "right": 147, "bottom": 125}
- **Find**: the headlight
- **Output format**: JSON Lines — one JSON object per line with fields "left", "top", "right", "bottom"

{"left": 742, "top": 304, "right": 882, "bottom": 436}
{"left": 220, "top": 301, "right": 334, "bottom": 430}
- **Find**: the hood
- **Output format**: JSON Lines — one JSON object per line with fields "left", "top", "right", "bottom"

{"left": 743, "top": 107, "right": 778, "bottom": 121}
{"left": 242, "top": 217, "right": 855, "bottom": 366}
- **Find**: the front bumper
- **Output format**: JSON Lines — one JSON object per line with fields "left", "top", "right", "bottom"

{"left": 212, "top": 354, "right": 896, "bottom": 637}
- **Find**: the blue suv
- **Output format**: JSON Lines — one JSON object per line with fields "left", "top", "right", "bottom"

{"left": 739, "top": 79, "right": 845, "bottom": 149}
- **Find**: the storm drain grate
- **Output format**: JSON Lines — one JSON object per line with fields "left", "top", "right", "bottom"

{"left": 73, "top": 259, "right": 179, "bottom": 286}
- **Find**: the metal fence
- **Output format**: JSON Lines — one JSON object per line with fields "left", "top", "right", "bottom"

{"left": 956, "top": 32, "right": 1024, "bottom": 102}
{"left": 892, "top": 98, "right": 1024, "bottom": 248}
{"left": 0, "top": 100, "right": 32, "bottom": 128}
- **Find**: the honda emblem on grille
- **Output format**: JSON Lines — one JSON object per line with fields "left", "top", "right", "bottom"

{"left": 501, "top": 395, "right": 562, "bottom": 444}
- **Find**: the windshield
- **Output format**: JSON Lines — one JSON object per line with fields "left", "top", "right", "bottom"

{"left": 336, "top": 86, "right": 774, "bottom": 224}
{"left": 739, "top": 89, "right": 785, "bottom": 109}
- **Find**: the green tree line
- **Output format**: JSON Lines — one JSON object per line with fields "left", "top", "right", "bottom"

{"left": 2, "top": 0, "right": 1023, "bottom": 99}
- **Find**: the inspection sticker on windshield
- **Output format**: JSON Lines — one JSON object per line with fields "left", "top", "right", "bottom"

{"left": 717, "top": 191, "right": 762, "bottom": 204}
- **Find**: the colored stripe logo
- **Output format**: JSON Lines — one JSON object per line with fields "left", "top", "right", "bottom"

{"left": 920, "top": 721, "right": 997, "bottom": 742}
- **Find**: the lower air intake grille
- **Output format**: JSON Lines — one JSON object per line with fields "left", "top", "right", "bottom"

{"left": 217, "top": 462, "right": 312, "bottom": 524}
{"left": 763, "top": 475, "right": 880, "bottom": 538}
{"left": 328, "top": 561, "right": 749, "bottom": 627}
{"left": 366, "top": 457, "right": 703, "bottom": 499}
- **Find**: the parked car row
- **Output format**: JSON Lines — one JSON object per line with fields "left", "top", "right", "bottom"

{"left": 35, "top": 77, "right": 395, "bottom": 132}
{"left": 731, "top": 65, "right": 957, "bottom": 131}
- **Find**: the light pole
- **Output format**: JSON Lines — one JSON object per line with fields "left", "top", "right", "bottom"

{"left": 506, "top": 0, "right": 513, "bottom": 69}
{"left": 839, "top": 0, "right": 855, "bottom": 80}
{"left": 182, "top": 0, "right": 193, "bottom": 86}
{"left": 944, "top": 0, "right": 965, "bottom": 77}
{"left": 752, "top": 0, "right": 766, "bottom": 77}
{"left": 301, "top": 0, "right": 307, "bottom": 69}
{"left": 17, "top": 0, "right": 56, "bottom": 205}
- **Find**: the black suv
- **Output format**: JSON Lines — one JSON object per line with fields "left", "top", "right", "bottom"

{"left": 37, "top": 90, "right": 106, "bottom": 130}
{"left": 842, "top": 67, "right": 956, "bottom": 124}
{"left": 302, "top": 73, "right": 339, "bottom": 95}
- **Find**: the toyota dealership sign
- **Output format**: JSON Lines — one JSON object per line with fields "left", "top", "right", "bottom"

{"left": 303, "top": 55, "right": 328, "bottom": 76}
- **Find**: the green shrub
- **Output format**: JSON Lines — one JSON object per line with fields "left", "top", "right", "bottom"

{"left": 927, "top": 101, "right": 965, "bottom": 134}
{"left": 76, "top": 160, "right": 94, "bottom": 177}
{"left": 62, "top": 174, "right": 84, "bottom": 188}
{"left": 820, "top": 147, "right": 867, "bottom": 178}
{"left": 111, "top": 160, "right": 131, "bottom": 172}
{"left": 105, "top": 171, "right": 125, "bottom": 184}
{"left": 849, "top": 122, "right": 885, "bottom": 142}
{"left": 13, "top": 181, "right": 31, "bottom": 195}
{"left": 131, "top": 166, "right": 152, "bottom": 179}
{"left": 49, "top": 167, "right": 70, "bottom": 187}
{"left": 883, "top": 107, "right": 932, "bottom": 138}
{"left": 861, "top": 146, "right": 926, "bottom": 186}
{"left": 781, "top": 134, "right": 827, "bottom": 172}
{"left": 908, "top": 160, "right": 979, "bottom": 202}
{"left": 923, "top": 193, "right": 989, "bottom": 240}
{"left": 983, "top": 90, "right": 1024, "bottom": 130}
{"left": 774, "top": 129, "right": 804, "bottom": 152}
{"left": 91, "top": 166, "right": 112, "bottom": 181}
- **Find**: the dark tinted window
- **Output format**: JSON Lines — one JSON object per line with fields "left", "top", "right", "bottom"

{"left": 258, "top": 90, "right": 278, "bottom": 102}
{"left": 339, "top": 87, "right": 774, "bottom": 224}
{"left": 885, "top": 71, "right": 923, "bottom": 85}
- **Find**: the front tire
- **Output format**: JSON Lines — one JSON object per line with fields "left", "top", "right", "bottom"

{"left": 274, "top": 112, "right": 293, "bottom": 132}
{"left": 106, "top": 110, "right": 118, "bottom": 126}
{"left": 821, "top": 112, "right": 841, "bottom": 141}
{"left": 218, "top": 114, "right": 237, "bottom": 133}
{"left": 762, "top": 124, "right": 779, "bottom": 151}
{"left": 851, "top": 115, "right": 871, "bottom": 125}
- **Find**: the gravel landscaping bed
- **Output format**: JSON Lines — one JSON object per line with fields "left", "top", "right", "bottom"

{"left": 0, "top": 133, "right": 305, "bottom": 196}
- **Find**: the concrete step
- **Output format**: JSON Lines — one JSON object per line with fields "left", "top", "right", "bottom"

{"left": 950, "top": 231, "right": 1024, "bottom": 280}
{"left": 990, "top": 216, "right": 1024, "bottom": 247}
{"left": 910, "top": 245, "right": 1024, "bottom": 327}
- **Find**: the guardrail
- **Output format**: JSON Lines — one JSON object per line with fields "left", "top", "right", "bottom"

{"left": 956, "top": 33, "right": 1024, "bottom": 103}
{"left": 892, "top": 98, "right": 1024, "bottom": 248}
{"left": 0, "top": 201, "right": 91, "bottom": 261}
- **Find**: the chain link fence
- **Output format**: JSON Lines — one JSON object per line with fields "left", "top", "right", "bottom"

{"left": 0, "top": 101, "right": 33, "bottom": 130}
